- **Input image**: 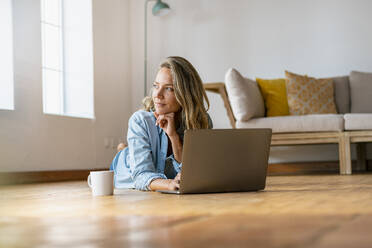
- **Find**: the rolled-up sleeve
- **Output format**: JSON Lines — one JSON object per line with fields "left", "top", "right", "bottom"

{"left": 167, "top": 154, "right": 182, "bottom": 174}
{"left": 127, "top": 114, "right": 166, "bottom": 190}
{"left": 207, "top": 113, "right": 213, "bottom": 129}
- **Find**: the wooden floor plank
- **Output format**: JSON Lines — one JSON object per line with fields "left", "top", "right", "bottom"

{"left": 1, "top": 174, "right": 372, "bottom": 247}
{"left": 313, "top": 214, "right": 372, "bottom": 248}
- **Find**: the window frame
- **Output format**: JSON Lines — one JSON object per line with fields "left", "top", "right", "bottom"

{"left": 40, "top": 0, "right": 94, "bottom": 119}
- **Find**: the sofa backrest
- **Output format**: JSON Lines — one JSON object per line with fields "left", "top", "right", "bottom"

{"left": 329, "top": 76, "right": 350, "bottom": 114}
{"left": 349, "top": 71, "right": 372, "bottom": 113}
{"left": 224, "top": 69, "right": 351, "bottom": 118}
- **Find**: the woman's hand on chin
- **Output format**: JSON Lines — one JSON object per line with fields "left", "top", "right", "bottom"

{"left": 154, "top": 112, "right": 178, "bottom": 138}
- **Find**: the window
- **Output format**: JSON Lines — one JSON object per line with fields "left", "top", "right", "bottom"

{"left": 41, "top": 0, "right": 94, "bottom": 118}
{"left": 0, "top": 0, "right": 14, "bottom": 110}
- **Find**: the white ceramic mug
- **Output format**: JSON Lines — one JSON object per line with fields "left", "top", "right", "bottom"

{"left": 87, "top": 170, "right": 114, "bottom": 196}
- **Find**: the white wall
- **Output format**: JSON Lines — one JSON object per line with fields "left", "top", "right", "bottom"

{"left": 129, "top": 0, "right": 372, "bottom": 163}
{"left": 0, "top": 0, "right": 14, "bottom": 110}
{"left": 0, "top": 0, "right": 132, "bottom": 172}
{"left": 1, "top": 0, "right": 371, "bottom": 173}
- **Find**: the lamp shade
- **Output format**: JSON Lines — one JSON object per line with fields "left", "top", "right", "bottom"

{"left": 152, "top": 0, "right": 170, "bottom": 16}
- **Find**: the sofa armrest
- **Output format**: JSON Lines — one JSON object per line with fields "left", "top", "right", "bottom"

{"left": 204, "top": 82, "right": 236, "bottom": 128}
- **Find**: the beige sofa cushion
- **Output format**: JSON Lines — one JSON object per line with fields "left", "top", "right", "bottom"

{"left": 344, "top": 114, "right": 372, "bottom": 130}
{"left": 225, "top": 68, "right": 265, "bottom": 121}
{"left": 236, "top": 114, "right": 344, "bottom": 133}
{"left": 349, "top": 71, "right": 372, "bottom": 113}
{"left": 328, "top": 76, "right": 350, "bottom": 114}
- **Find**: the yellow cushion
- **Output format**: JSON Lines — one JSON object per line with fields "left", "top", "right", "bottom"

{"left": 256, "top": 78, "right": 289, "bottom": 117}
{"left": 285, "top": 71, "right": 337, "bottom": 115}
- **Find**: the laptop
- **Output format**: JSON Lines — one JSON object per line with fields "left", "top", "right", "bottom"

{"left": 157, "top": 128, "right": 272, "bottom": 194}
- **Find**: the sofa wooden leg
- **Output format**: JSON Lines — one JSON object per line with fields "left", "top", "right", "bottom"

{"left": 339, "top": 133, "right": 352, "bottom": 175}
{"left": 356, "top": 143, "right": 367, "bottom": 171}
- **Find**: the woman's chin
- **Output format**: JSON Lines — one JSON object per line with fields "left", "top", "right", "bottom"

{"left": 155, "top": 109, "right": 167, "bottom": 115}
{"left": 156, "top": 109, "right": 176, "bottom": 115}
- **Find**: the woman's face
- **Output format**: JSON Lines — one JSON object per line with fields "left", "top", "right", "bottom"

{"left": 152, "top": 67, "right": 181, "bottom": 115}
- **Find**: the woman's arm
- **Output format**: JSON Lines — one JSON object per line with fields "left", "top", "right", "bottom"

{"left": 127, "top": 113, "right": 168, "bottom": 191}
{"left": 169, "top": 134, "right": 183, "bottom": 163}
{"left": 155, "top": 112, "right": 183, "bottom": 163}
{"left": 151, "top": 112, "right": 183, "bottom": 191}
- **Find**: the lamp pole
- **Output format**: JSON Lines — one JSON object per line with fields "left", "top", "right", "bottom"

{"left": 144, "top": 0, "right": 170, "bottom": 97}
{"left": 144, "top": 0, "right": 154, "bottom": 97}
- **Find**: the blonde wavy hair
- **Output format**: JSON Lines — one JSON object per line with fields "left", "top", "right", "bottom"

{"left": 142, "top": 56, "right": 211, "bottom": 130}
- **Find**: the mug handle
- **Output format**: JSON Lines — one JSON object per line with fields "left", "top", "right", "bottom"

{"left": 87, "top": 174, "right": 92, "bottom": 188}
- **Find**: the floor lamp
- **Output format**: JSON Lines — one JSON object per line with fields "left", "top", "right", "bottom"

{"left": 144, "top": 0, "right": 171, "bottom": 97}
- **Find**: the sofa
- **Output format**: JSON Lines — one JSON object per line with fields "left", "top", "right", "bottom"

{"left": 204, "top": 69, "right": 372, "bottom": 175}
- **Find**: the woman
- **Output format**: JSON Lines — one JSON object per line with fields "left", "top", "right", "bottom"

{"left": 110, "top": 56, "right": 213, "bottom": 191}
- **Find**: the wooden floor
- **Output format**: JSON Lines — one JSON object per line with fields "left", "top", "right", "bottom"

{"left": 1, "top": 174, "right": 372, "bottom": 248}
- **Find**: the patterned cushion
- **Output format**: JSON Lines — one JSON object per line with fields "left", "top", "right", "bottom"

{"left": 285, "top": 71, "right": 338, "bottom": 115}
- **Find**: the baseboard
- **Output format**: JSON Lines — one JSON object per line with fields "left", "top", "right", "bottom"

{"left": 267, "top": 162, "right": 338, "bottom": 175}
{"left": 1, "top": 160, "right": 371, "bottom": 185}
{"left": 0, "top": 168, "right": 107, "bottom": 185}
{"left": 268, "top": 160, "right": 372, "bottom": 176}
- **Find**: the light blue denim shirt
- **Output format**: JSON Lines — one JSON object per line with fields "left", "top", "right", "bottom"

{"left": 110, "top": 110, "right": 213, "bottom": 191}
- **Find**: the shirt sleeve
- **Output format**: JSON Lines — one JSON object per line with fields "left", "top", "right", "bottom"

{"left": 127, "top": 114, "right": 166, "bottom": 191}
{"left": 167, "top": 154, "right": 182, "bottom": 174}
{"left": 207, "top": 113, "right": 213, "bottom": 129}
